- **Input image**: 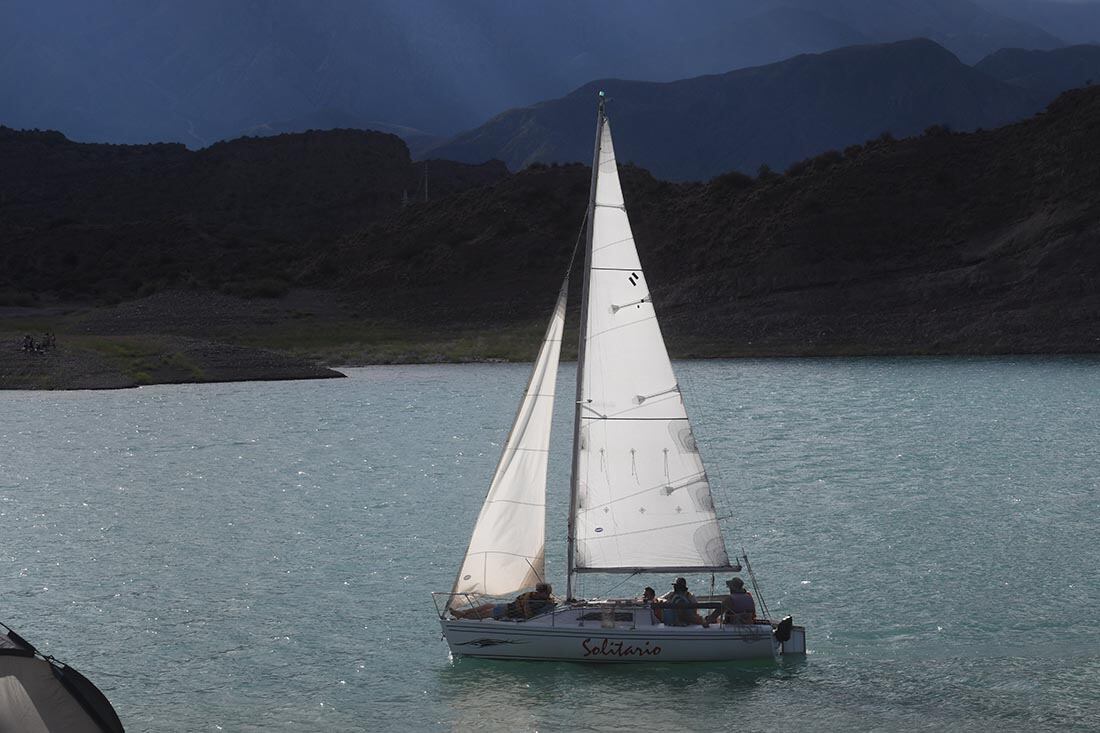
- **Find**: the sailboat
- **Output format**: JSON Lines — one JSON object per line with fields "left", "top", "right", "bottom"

{"left": 434, "top": 93, "right": 806, "bottom": 662}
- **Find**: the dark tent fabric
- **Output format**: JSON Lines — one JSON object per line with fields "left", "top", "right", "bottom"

{"left": 0, "top": 626, "right": 124, "bottom": 733}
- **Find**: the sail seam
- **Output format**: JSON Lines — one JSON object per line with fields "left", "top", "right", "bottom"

{"left": 580, "top": 416, "right": 689, "bottom": 421}
{"left": 593, "top": 238, "right": 635, "bottom": 255}
{"left": 465, "top": 549, "right": 543, "bottom": 559}
{"left": 574, "top": 565, "right": 738, "bottom": 574}
{"left": 579, "top": 515, "right": 719, "bottom": 540}
{"left": 585, "top": 314, "right": 659, "bottom": 341}
{"left": 579, "top": 472, "right": 708, "bottom": 509}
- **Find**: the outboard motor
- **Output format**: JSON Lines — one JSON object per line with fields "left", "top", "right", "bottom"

{"left": 774, "top": 615, "right": 794, "bottom": 643}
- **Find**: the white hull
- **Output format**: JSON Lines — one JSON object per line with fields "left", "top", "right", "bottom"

{"left": 440, "top": 605, "right": 801, "bottom": 663}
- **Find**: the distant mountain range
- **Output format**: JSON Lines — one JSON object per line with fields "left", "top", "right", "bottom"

{"left": 429, "top": 39, "right": 1100, "bottom": 181}
{"left": 975, "top": 43, "right": 1100, "bottom": 95}
{"left": 332, "top": 86, "right": 1100, "bottom": 355}
{"left": 0, "top": 0, "right": 1094, "bottom": 146}
{"left": 3, "top": 85, "right": 1098, "bottom": 356}
{"left": 977, "top": 0, "right": 1100, "bottom": 45}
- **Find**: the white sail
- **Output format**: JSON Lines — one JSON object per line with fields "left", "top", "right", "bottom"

{"left": 450, "top": 283, "right": 568, "bottom": 603}
{"left": 572, "top": 119, "right": 732, "bottom": 574}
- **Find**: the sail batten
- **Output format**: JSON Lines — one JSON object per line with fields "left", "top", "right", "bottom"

{"left": 570, "top": 115, "right": 732, "bottom": 576}
{"left": 575, "top": 566, "right": 739, "bottom": 575}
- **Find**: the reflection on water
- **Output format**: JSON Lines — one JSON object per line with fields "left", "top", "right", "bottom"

{"left": 439, "top": 655, "right": 808, "bottom": 731}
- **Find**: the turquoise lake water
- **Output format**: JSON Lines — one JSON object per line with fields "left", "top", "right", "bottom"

{"left": 2, "top": 359, "right": 1098, "bottom": 731}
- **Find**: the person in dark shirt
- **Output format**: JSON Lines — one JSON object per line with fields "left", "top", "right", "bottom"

{"left": 661, "top": 577, "right": 706, "bottom": 626}
{"left": 452, "top": 582, "right": 555, "bottom": 620}
{"left": 706, "top": 577, "right": 756, "bottom": 625}
{"left": 640, "top": 586, "right": 663, "bottom": 623}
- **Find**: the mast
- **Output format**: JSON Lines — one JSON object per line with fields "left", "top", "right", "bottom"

{"left": 566, "top": 91, "right": 605, "bottom": 601}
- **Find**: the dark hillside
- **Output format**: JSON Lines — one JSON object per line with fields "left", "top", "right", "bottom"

{"left": 0, "top": 128, "right": 506, "bottom": 301}
{"left": 1, "top": 87, "right": 1098, "bottom": 373}
{"left": 333, "top": 86, "right": 1100, "bottom": 354}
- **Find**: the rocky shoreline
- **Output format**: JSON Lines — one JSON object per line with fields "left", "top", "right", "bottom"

{"left": 0, "top": 293, "right": 351, "bottom": 390}
{"left": 0, "top": 333, "right": 343, "bottom": 390}
{"left": 4, "top": 281, "right": 1100, "bottom": 390}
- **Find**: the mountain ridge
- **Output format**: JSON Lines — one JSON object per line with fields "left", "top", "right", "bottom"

{"left": 336, "top": 86, "right": 1100, "bottom": 355}
{"left": 429, "top": 39, "right": 1047, "bottom": 181}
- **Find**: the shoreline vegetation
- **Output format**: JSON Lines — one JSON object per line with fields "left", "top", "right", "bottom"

{"left": 3, "top": 289, "right": 1097, "bottom": 391}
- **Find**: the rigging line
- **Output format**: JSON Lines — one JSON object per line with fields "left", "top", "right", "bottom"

{"left": 525, "top": 558, "right": 545, "bottom": 586}
{"left": 563, "top": 208, "right": 588, "bottom": 280}
{"left": 601, "top": 570, "right": 642, "bottom": 598}
{"left": 742, "top": 548, "right": 772, "bottom": 621}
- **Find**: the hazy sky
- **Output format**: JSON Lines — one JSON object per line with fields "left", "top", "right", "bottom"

{"left": 1, "top": 0, "right": 1098, "bottom": 145}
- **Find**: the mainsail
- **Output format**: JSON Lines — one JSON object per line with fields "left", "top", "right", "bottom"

{"left": 569, "top": 112, "right": 733, "bottom": 582}
{"left": 449, "top": 282, "right": 568, "bottom": 605}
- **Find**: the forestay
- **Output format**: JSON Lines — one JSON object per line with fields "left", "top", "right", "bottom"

{"left": 572, "top": 119, "right": 732, "bottom": 574}
{"left": 449, "top": 283, "right": 568, "bottom": 605}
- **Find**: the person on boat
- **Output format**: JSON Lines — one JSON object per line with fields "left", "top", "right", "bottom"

{"left": 706, "top": 577, "right": 756, "bottom": 625}
{"left": 451, "top": 582, "right": 555, "bottom": 620}
{"left": 641, "top": 586, "right": 663, "bottom": 623}
{"left": 661, "top": 577, "right": 706, "bottom": 627}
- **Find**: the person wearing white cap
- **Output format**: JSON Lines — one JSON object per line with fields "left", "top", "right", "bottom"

{"left": 706, "top": 577, "right": 756, "bottom": 625}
